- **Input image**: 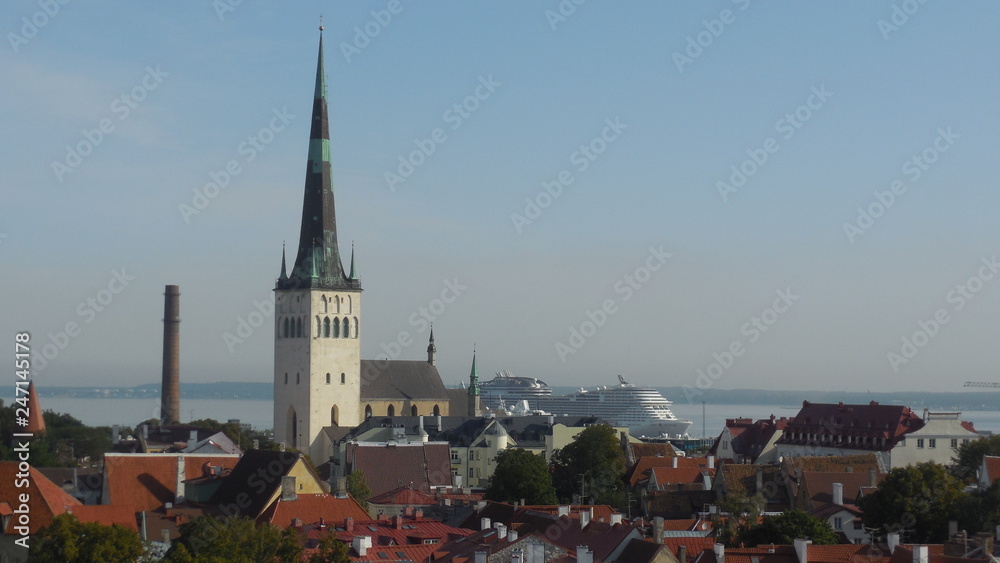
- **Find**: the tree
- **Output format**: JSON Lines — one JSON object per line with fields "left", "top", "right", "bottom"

{"left": 551, "top": 424, "right": 627, "bottom": 508}
{"left": 859, "top": 462, "right": 965, "bottom": 543}
{"left": 952, "top": 434, "right": 996, "bottom": 481}
{"left": 735, "top": 509, "right": 838, "bottom": 547}
{"left": 712, "top": 491, "right": 765, "bottom": 547}
{"left": 346, "top": 470, "right": 372, "bottom": 510}
{"left": 29, "top": 513, "right": 145, "bottom": 563}
{"left": 307, "top": 533, "right": 352, "bottom": 563}
{"left": 485, "top": 448, "right": 558, "bottom": 505}
{"left": 162, "top": 516, "right": 302, "bottom": 563}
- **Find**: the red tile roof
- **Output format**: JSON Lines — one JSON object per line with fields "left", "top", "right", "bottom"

{"left": 518, "top": 504, "right": 618, "bottom": 522}
{"left": 104, "top": 453, "right": 240, "bottom": 512}
{"left": 776, "top": 401, "right": 924, "bottom": 451}
{"left": 0, "top": 461, "right": 81, "bottom": 534}
{"left": 799, "top": 470, "right": 885, "bottom": 509}
{"left": 649, "top": 467, "right": 715, "bottom": 489}
{"left": 369, "top": 486, "right": 438, "bottom": 506}
{"left": 66, "top": 505, "right": 139, "bottom": 532}
{"left": 346, "top": 443, "right": 452, "bottom": 497}
{"left": 258, "top": 493, "right": 371, "bottom": 527}
{"left": 982, "top": 455, "right": 1000, "bottom": 484}
{"left": 627, "top": 456, "right": 716, "bottom": 486}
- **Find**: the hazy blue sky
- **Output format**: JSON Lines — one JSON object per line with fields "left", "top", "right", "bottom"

{"left": 3, "top": 1, "right": 999, "bottom": 400}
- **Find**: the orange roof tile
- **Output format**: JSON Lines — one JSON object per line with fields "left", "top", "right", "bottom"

{"left": 67, "top": 505, "right": 139, "bottom": 532}
{"left": 983, "top": 455, "right": 1000, "bottom": 483}
{"left": 258, "top": 493, "right": 371, "bottom": 527}
{"left": 650, "top": 467, "right": 715, "bottom": 488}
{"left": 0, "top": 461, "right": 81, "bottom": 534}
{"left": 369, "top": 486, "right": 438, "bottom": 506}
{"left": 627, "top": 456, "right": 717, "bottom": 486}
{"left": 104, "top": 453, "right": 240, "bottom": 512}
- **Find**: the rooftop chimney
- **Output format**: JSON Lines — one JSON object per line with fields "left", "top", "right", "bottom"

{"left": 496, "top": 523, "right": 507, "bottom": 538}
{"left": 345, "top": 517, "right": 354, "bottom": 533}
{"left": 280, "top": 475, "right": 297, "bottom": 501}
{"left": 832, "top": 482, "right": 843, "bottom": 506}
{"left": 679, "top": 545, "right": 688, "bottom": 563}
{"left": 580, "top": 508, "right": 591, "bottom": 529}
{"left": 610, "top": 513, "right": 623, "bottom": 525}
{"left": 794, "top": 539, "right": 810, "bottom": 563}
{"left": 714, "top": 543, "right": 725, "bottom": 563}
{"left": 474, "top": 552, "right": 487, "bottom": 563}
{"left": 352, "top": 536, "right": 371, "bottom": 557}
{"left": 508, "top": 529, "right": 518, "bottom": 542}
{"left": 174, "top": 456, "right": 186, "bottom": 504}
{"left": 557, "top": 505, "right": 570, "bottom": 517}
{"left": 160, "top": 285, "right": 181, "bottom": 425}
{"left": 887, "top": 533, "right": 900, "bottom": 554}
{"left": 868, "top": 467, "right": 877, "bottom": 487}
{"left": 672, "top": 457, "right": 678, "bottom": 468}
{"left": 707, "top": 455, "right": 715, "bottom": 469}
{"left": 337, "top": 476, "right": 347, "bottom": 498}
{"left": 702, "top": 471, "right": 712, "bottom": 490}
{"left": 653, "top": 517, "right": 664, "bottom": 544}
{"left": 481, "top": 517, "right": 491, "bottom": 531}
{"left": 576, "top": 546, "right": 594, "bottom": 563}
{"left": 913, "top": 545, "right": 928, "bottom": 563}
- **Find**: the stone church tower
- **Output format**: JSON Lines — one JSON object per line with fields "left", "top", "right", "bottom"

{"left": 273, "top": 29, "right": 362, "bottom": 459}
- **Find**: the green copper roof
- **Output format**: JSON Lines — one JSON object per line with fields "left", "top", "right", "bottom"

{"left": 468, "top": 351, "right": 480, "bottom": 396}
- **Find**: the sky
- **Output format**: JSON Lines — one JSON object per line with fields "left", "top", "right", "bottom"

{"left": 3, "top": 1, "right": 999, "bottom": 401}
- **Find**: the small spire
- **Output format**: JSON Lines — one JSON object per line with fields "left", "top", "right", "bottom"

{"left": 426, "top": 324, "right": 436, "bottom": 365}
{"left": 278, "top": 242, "right": 288, "bottom": 282}
{"left": 348, "top": 241, "right": 357, "bottom": 280}
{"left": 468, "top": 347, "right": 480, "bottom": 396}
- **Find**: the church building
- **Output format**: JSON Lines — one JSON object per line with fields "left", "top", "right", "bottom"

{"left": 272, "top": 30, "right": 479, "bottom": 461}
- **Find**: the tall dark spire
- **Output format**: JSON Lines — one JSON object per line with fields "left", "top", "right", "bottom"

{"left": 278, "top": 28, "right": 359, "bottom": 291}
{"left": 468, "top": 348, "right": 480, "bottom": 397}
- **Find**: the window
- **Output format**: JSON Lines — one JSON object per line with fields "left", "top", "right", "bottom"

{"left": 342, "top": 317, "right": 350, "bottom": 338}
{"left": 364, "top": 405, "right": 373, "bottom": 419}
{"left": 929, "top": 439, "right": 936, "bottom": 448}
{"left": 326, "top": 373, "right": 331, "bottom": 384}
{"left": 722, "top": 442, "right": 728, "bottom": 451}
{"left": 387, "top": 404, "right": 395, "bottom": 417}
{"left": 323, "top": 317, "right": 331, "bottom": 338}
{"left": 964, "top": 439, "right": 971, "bottom": 445}
{"left": 284, "top": 373, "right": 288, "bottom": 384}
{"left": 296, "top": 373, "right": 300, "bottom": 384}
{"left": 333, "top": 317, "right": 340, "bottom": 337}
{"left": 833, "top": 517, "right": 843, "bottom": 530}
{"left": 854, "top": 521, "right": 863, "bottom": 530}
{"left": 341, "top": 373, "right": 346, "bottom": 384}
{"left": 411, "top": 405, "right": 418, "bottom": 416}
{"left": 951, "top": 439, "right": 958, "bottom": 448}
{"left": 917, "top": 439, "right": 924, "bottom": 448}
{"left": 451, "top": 451, "right": 459, "bottom": 461}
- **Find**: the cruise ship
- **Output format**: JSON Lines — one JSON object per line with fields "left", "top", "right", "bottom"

{"left": 479, "top": 373, "right": 692, "bottom": 438}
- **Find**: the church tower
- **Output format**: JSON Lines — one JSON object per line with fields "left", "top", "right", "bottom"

{"left": 274, "top": 28, "right": 362, "bottom": 460}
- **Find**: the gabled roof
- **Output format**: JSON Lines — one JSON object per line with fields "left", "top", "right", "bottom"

{"left": 369, "top": 486, "right": 438, "bottom": 506}
{"left": 710, "top": 416, "right": 789, "bottom": 461}
{"left": 800, "top": 470, "right": 884, "bottom": 509}
{"left": 627, "top": 456, "right": 714, "bottom": 487}
{"left": 0, "top": 461, "right": 80, "bottom": 534}
{"left": 346, "top": 442, "right": 452, "bottom": 497}
{"left": 104, "top": 453, "right": 240, "bottom": 512}
{"left": 776, "top": 401, "right": 924, "bottom": 451}
{"left": 649, "top": 467, "right": 715, "bottom": 489}
{"left": 209, "top": 450, "right": 307, "bottom": 519}
{"left": 615, "top": 537, "right": 669, "bottom": 563}
{"left": 982, "top": 455, "right": 1000, "bottom": 484}
{"left": 360, "top": 360, "right": 449, "bottom": 401}
{"left": 258, "top": 493, "right": 371, "bottom": 527}
{"left": 716, "top": 464, "right": 789, "bottom": 507}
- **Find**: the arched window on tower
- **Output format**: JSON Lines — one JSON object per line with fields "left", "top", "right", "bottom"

{"left": 364, "top": 405, "right": 372, "bottom": 419}
{"left": 433, "top": 404, "right": 441, "bottom": 416}
{"left": 326, "top": 373, "right": 331, "bottom": 385}
{"left": 282, "top": 318, "right": 289, "bottom": 338}
{"left": 347, "top": 296, "right": 352, "bottom": 314}
{"left": 296, "top": 317, "right": 303, "bottom": 338}
{"left": 336, "top": 295, "right": 341, "bottom": 314}
{"left": 323, "top": 317, "right": 331, "bottom": 338}
{"left": 387, "top": 404, "right": 395, "bottom": 417}
{"left": 354, "top": 317, "right": 359, "bottom": 338}
{"left": 333, "top": 317, "right": 340, "bottom": 338}
{"left": 321, "top": 295, "right": 327, "bottom": 313}
{"left": 411, "top": 405, "right": 418, "bottom": 416}
{"left": 331, "top": 405, "right": 339, "bottom": 426}
{"left": 342, "top": 318, "right": 350, "bottom": 338}
{"left": 340, "top": 373, "right": 345, "bottom": 384}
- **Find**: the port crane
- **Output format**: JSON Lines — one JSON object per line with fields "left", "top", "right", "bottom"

{"left": 964, "top": 381, "right": 1000, "bottom": 388}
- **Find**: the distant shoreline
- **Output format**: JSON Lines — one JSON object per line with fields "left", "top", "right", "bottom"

{"left": 6, "top": 382, "right": 999, "bottom": 411}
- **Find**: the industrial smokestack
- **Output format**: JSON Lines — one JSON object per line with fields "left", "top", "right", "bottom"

{"left": 160, "top": 285, "right": 181, "bottom": 424}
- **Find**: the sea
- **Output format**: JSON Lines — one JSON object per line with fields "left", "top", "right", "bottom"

{"left": 22, "top": 396, "right": 1000, "bottom": 439}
